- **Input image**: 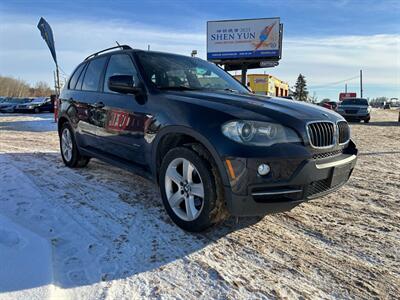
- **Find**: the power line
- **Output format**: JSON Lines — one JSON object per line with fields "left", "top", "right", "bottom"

{"left": 309, "top": 75, "right": 359, "bottom": 89}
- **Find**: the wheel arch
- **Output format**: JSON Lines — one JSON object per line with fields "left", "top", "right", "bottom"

{"left": 57, "top": 116, "right": 70, "bottom": 136}
{"left": 151, "top": 126, "right": 229, "bottom": 187}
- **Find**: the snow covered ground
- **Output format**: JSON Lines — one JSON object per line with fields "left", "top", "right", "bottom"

{"left": 0, "top": 111, "right": 399, "bottom": 299}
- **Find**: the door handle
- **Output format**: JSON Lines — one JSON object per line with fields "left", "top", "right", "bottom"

{"left": 93, "top": 102, "right": 105, "bottom": 108}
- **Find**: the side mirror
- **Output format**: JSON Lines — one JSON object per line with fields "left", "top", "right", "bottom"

{"left": 108, "top": 75, "right": 141, "bottom": 94}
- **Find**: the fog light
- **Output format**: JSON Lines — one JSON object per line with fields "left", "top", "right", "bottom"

{"left": 257, "top": 164, "right": 270, "bottom": 176}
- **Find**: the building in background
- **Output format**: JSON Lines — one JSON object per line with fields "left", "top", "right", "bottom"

{"left": 235, "top": 74, "right": 289, "bottom": 97}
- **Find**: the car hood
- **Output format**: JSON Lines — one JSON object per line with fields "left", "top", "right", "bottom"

{"left": 165, "top": 90, "right": 343, "bottom": 123}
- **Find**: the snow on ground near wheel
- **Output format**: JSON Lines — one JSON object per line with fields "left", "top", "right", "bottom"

{"left": 0, "top": 110, "right": 399, "bottom": 299}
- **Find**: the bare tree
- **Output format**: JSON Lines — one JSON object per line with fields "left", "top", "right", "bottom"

{"left": 0, "top": 76, "right": 54, "bottom": 97}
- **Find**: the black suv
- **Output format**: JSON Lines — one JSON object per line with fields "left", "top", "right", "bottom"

{"left": 58, "top": 45, "right": 358, "bottom": 231}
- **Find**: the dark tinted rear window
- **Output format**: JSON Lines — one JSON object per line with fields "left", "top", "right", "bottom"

{"left": 82, "top": 57, "right": 107, "bottom": 91}
{"left": 341, "top": 98, "right": 368, "bottom": 105}
{"left": 68, "top": 63, "right": 86, "bottom": 90}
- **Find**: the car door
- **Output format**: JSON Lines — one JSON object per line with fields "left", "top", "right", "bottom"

{"left": 72, "top": 56, "right": 108, "bottom": 150}
{"left": 96, "top": 53, "right": 150, "bottom": 164}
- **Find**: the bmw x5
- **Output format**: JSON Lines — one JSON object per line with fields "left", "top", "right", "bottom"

{"left": 58, "top": 45, "right": 358, "bottom": 231}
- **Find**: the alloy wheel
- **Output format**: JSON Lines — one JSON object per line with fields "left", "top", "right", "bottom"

{"left": 61, "top": 128, "right": 73, "bottom": 162}
{"left": 165, "top": 158, "right": 205, "bottom": 221}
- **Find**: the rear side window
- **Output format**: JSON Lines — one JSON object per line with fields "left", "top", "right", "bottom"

{"left": 82, "top": 57, "right": 107, "bottom": 91}
{"left": 103, "top": 54, "right": 138, "bottom": 93}
{"left": 68, "top": 63, "right": 85, "bottom": 90}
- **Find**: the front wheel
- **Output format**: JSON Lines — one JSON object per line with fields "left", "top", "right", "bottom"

{"left": 159, "top": 147, "right": 226, "bottom": 232}
{"left": 60, "top": 123, "right": 90, "bottom": 168}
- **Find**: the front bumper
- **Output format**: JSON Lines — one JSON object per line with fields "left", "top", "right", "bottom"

{"left": 14, "top": 108, "right": 35, "bottom": 112}
{"left": 338, "top": 112, "right": 370, "bottom": 120}
{"left": 223, "top": 142, "right": 358, "bottom": 217}
{"left": 0, "top": 107, "right": 15, "bottom": 113}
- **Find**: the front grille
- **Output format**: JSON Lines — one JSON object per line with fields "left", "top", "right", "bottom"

{"left": 312, "top": 149, "right": 343, "bottom": 160}
{"left": 307, "top": 122, "right": 335, "bottom": 148}
{"left": 345, "top": 109, "right": 358, "bottom": 114}
{"left": 337, "top": 121, "right": 350, "bottom": 144}
{"left": 305, "top": 178, "right": 346, "bottom": 198}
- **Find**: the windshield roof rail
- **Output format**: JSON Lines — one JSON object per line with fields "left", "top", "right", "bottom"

{"left": 84, "top": 45, "right": 132, "bottom": 61}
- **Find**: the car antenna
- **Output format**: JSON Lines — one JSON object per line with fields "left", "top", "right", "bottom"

{"left": 116, "top": 41, "right": 121, "bottom": 47}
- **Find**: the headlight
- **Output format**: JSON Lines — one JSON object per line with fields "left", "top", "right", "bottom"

{"left": 222, "top": 120, "right": 301, "bottom": 146}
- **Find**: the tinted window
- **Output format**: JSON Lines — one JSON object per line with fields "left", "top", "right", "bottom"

{"left": 76, "top": 64, "right": 88, "bottom": 90}
{"left": 136, "top": 52, "right": 248, "bottom": 93}
{"left": 341, "top": 98, "right": 368, "bottom": 106}
{"left": 68, "top": 63, "right": 85, "bottom": 90}
{"left": 104, "top": 54, "right": 138, "bottom": 93}
{"left": 82, "top": 57, "right": 107, "bottom": 91}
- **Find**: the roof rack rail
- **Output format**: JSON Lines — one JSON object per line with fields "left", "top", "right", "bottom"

{"left": 84, "top": 45, "right": 132, "bottom": 61}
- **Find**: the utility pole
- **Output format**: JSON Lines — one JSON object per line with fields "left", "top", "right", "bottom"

{"left": 360, "top": 69, "right": 363, "bottom": 98}
{"left": 345, "top": 83, "right": 347, "bottom": 93}
{"left": 241, "top": 64, "right": 247, "bottom": 86}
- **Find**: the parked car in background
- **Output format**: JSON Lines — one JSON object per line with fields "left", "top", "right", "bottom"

{"left": 58, "top": 45, "right": 358, "bottom": 231}
{"left": 322, "top": 102, "right": 333, "bottom": 110}
{"left": 15, "top": 97, "right": 53, "bottom": 113}
{"left": 336, "top": 98, "right": 371, "bottom": 122}
{"left": 383, "top": 103, "right": 391, "bottom": 110}
{"left": 0, "top": 98, "right": 31, "bottom": 113}
{"left": 326, "top": 101, "right": 338, "bottom": 110}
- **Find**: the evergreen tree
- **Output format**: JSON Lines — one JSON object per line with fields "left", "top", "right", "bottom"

{"left": 293, "top": 74, "right": 309, "bottom": 101}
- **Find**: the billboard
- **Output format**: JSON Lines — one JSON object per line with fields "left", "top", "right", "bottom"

{"left": 207, "top": 18, "right": 281, "bottom": 61}
{"left": 339, "top": 92, "right": 357, "bottom": 101}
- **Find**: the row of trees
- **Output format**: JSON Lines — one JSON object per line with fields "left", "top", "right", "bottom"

{"left": 0, "top": 76, "right": 54, "bottom": 98}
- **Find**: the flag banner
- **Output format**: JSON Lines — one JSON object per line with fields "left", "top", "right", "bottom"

{"left": 37, "top": 17, "right": 57, "bottom": 65}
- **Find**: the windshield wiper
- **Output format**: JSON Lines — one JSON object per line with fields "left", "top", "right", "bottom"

{"left": 214, "top": 88, "right": 248, "bottom": 94}
{"left": 157, "top": 85, "right": 202, "bottom": 91}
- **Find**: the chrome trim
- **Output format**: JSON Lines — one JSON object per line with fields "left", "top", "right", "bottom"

{"left": 336, "top": 120, "right": 351, "bottom": 146}
{"left": 315, "top": 155, "right": 356, "bottom": 169}
{"left": 252, "top": 189, "right": 303, "bottom": 196}
{"left": 306, "top": 120, "right": 336, "bottom": 149}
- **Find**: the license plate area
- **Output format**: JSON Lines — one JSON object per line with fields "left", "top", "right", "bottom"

{"left": 329, "top": 164, "right": 351, "bottom": 187}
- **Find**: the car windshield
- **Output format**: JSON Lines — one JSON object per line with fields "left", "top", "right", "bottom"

{"left": 341, "top": 98, "right": 368, "bottom": 106}
{"left": 136, "top": 52, "right": 249, "bottom": 93}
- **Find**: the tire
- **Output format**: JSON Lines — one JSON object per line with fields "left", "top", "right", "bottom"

{"left": 34, "top": 107, "right": 40, "bottom": 113}
{"left": 159, "top": 146, "right": 226, "bottom": 232}
{"left": 60, "top": 122, "right": 90, "bottom": 168}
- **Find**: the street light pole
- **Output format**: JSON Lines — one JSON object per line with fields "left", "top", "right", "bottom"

{"left": 360, "top": 70, "right": 363, "bottom": 98}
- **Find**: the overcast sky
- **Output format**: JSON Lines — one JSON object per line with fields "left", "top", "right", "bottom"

{"left": 0, "top": 0, "right": 399, "bottom": 100}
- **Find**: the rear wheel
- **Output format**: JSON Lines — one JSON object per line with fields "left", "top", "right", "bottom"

{"left": 60, "top": 122, "right": 90, "bottom": 168}
{"left": 159, "top": 146, "right": 226, "bottom": 232}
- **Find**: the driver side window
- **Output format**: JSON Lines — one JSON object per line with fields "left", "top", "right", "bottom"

{"left": 104, "top": 54, "right": 139, "bottom": 93}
